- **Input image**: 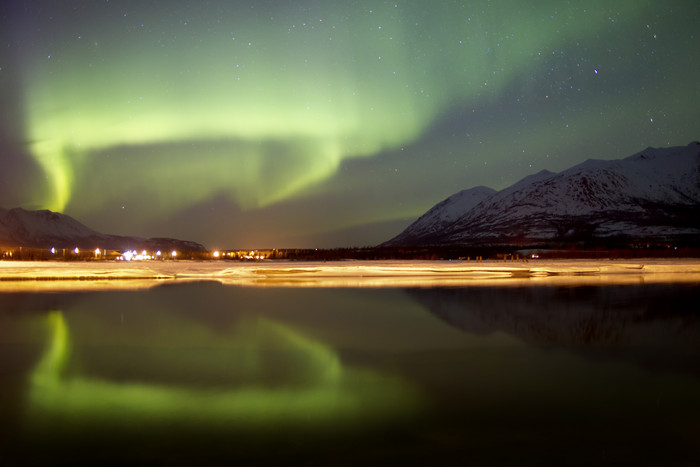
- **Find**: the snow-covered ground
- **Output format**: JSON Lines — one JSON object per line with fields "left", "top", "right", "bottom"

{"left": 1, "top": 259, "right": 700, "bottom": 291}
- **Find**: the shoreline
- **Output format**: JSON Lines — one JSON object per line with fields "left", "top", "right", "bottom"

{"left": 1, "top": 258, "right": 700, "bottom": 291}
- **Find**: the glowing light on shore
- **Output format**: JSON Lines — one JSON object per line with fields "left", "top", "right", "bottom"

{"left": 119, "top": 250, "right": 156, "bottom": 261}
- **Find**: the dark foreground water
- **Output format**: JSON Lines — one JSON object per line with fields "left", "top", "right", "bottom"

{"left": 1, "top": 281, "right": 699, "bottom": 466}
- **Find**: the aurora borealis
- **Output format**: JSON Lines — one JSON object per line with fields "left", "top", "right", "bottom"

{"left": 1, "top": 1, "right": 699, "bottom": 248}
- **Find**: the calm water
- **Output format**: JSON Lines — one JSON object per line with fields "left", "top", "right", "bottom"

{"left": 1, "top": 281, "right": 699, "bottom": 465}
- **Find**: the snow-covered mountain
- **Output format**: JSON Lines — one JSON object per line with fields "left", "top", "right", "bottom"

{"left": 390, "top": 186, "right": 496, "bottom": 244}
{"left": 0, "top": 207, "right": 206, "bottom": 252}
{"left": 385, "top": 142, "right": 700, "bottom": 246}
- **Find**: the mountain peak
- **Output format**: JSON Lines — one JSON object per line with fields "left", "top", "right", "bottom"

{"left": 383, "top": 144, "right": 700, "bottom": 247}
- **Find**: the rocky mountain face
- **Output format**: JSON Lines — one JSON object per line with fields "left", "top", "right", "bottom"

{"left": 385, "top": 142, "right": 700, "bottom": 246}
{"left": 0, "top": 207, "right": 206, "bottom": 252}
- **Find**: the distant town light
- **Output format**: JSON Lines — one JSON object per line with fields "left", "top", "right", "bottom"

{"left": 213, "top": 251, "right": 220, "bottom": 258}
{"left": 74, "top": 247, "right": 79, "bottom": 254}
{"left": 95, "top": 248, "right": 101, "bottom": 256}
{"left": 122, "top": 250, "right": 134, "bottom": 261}
{"left": 50, "top": 247, "right": 56, "bottom": 254}
{"left": 171, "top": 250, "right": 177, "bottom": 257}
{"left": 156, "top": 250, "right": 162, "bottom": 257}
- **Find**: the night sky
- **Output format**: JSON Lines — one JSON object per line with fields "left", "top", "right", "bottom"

{"left": 1, "top": 1, "right": 698, "bottom": 249}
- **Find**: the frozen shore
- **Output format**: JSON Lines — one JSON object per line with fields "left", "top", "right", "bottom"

{"left": 1, "top": 258, "right": 700, "bottom": 291}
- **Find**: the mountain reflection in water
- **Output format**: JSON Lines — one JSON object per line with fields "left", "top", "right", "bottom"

{"left": 407, "top": 284, "right": 700, "bottom": 376}
{"left": 0, "top": 281, "right": 698, "bottom": 465}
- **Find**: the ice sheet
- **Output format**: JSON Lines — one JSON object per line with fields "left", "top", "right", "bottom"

{"left": 1, "top": 259, "right": 700, "bottom": 291}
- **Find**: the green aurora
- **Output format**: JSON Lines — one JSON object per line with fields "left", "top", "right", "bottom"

{"left": 1, "top": 1, "right": 698, "bottom": 247}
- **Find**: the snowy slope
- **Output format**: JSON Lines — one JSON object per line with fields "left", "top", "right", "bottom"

{"left": 385, "top": 142, "right": 700, "bottom": 246}
{"left": 0, "top": 207, "right": 206, "bottom": 251}
{"left": 388, "top": 186, "right": 496, "bottom": 245}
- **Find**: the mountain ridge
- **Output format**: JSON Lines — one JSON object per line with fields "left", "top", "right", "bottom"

{"left": 384, "top": 142, "right": 700, "bottom": 247}
{"left": 0, "top": 207, "right": 206, "bottom": 252}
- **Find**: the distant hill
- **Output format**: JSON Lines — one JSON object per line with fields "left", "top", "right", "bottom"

{"left": 0, "top": 207, "right": 206, "bottom": 252}
{"left": 384, "top": 142, "right": 700, "bottom": 247}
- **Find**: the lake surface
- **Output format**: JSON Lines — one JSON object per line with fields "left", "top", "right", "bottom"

{"left": 1, "top": 278, "right": 699, "bottom": 465}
